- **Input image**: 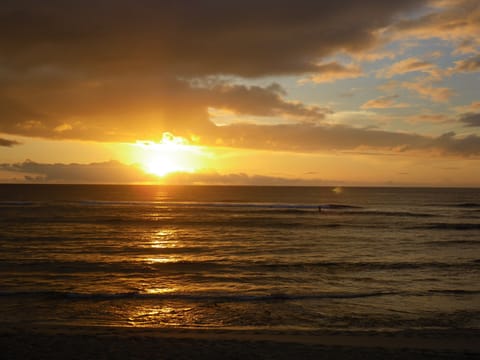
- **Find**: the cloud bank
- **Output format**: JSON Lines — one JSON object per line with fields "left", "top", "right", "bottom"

{"left": 205, "top": 123, "right": 480, "bottom": 156}
{"left": 0, "top": 160, "right": 327, "bottom": 185}
{"left": 0, "top": 160, "right": 153, "bottom": 183}
{"left": 1, "top": 0, "right": 479, "bottom": 159}
{"left": 0, "top": 0, "right": 424, "bottom": 143}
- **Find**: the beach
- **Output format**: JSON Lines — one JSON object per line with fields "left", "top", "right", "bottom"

{"left": 2, "top": 325, "right": 479, "bottom": 359}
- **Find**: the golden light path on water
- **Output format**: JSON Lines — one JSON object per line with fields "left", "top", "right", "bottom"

{"left": 125, "top": 228, "right": 205, "bottom": 327}
{"left": 141, "top": 229, "right": 183, "bottom": 265}
{"left": 126, "top": 223, "right": 290, "bottom": 328}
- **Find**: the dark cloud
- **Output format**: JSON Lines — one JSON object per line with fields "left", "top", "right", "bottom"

{"left": 0, "top": 160, "right": 327, "bottom": 185}
{"left": 459, "top": 113, "right": 480, "bottom": 127}
{"left": 0, "top": 137, "right": 21, "bottom": 147}
{"left": 0, "top": 0, "right": 423, "bottom": 76}
{"left": 0, "top": 0, "right": 425, "bottom": 141}
{"left": 430, "top": 131, "right": 480, "bottom": 156}
{"left": 203, "top": 123, "right": 480, "bottom": 156}
{"left": 206, "top": 83, "right": 330, "bottom": 121}
{"left": 305, "top": 62, "right": 363, "bottom": 83}
{"left": 0, "top": 160, "right": 154, "bottom": 183}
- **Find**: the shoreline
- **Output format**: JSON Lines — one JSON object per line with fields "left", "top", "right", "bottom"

{"left": 2, "top": 324, "right": 479, "bottom": 359}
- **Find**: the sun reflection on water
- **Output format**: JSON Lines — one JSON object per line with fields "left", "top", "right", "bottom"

{"left": 143, "top": 257, "right": 179, "bottom": 263}
{"left": 127, "top": 305, "right": 195, "bottom": 327}
{"left": 150, "top": 229, "right": 178, "bottom": 248}
{"left": 144, "top": 287, "right": 178, "bottom": 295}
{"left": 140, "top": 229, "right": 182, "bottom": 263}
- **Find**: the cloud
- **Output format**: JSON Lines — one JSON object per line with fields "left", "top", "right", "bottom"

{"left": 0, "top": 137, "right": 21, "bottom": 147}
{"left": 2, "top": 0, "right": 478, "bottom": 160}
{"left": 378, "top": 57, "right": 436, "bottom": 78}
{"left": 452, "top": 38, "right": 480, "bottom": 55}
{"left": 0, "top": 160, "right": 154, "bottom": 183}
{"left": 459, "top": 113, "right": 480, "bottom": 127}
{"left": 361, "top": 95, "right": 410, "bottom": 109}
{"left": 406, "top": 113, "right": 450, "bottom": 124}
{"left": 456, "top": 101, "right": 480, "bottom": 112}
{"left": 430, "top": 131, "right": 480, "bottom": 156}
{"left": 401, "top": 79, "right": 454, "bottom": 102}
{"left": 302, "top": 62, "right": 363, "bottom": 83}
{"left": 202, "top": 123, "right": 480, "bottom": 156}
{"left": 452, "top": 54, "right": 480, "bottom": 72}
{"left": 0, "top": 1, "right": 423, "bottom": 77}
{"left": 205, "top": 83, "right": 330, "bottom": 122}
{"left": 0, "top": 0, "right": 425, "bottom": 142}
{"left": 0, "top": 159, "right": 328, "bottom": 185}
{"left": 393, "top": 0, "right": 480, "bottom": 42}
{"left": 377, "top": 80, "right": 401, "bottom": 92}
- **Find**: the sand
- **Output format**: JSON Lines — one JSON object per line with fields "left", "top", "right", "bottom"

{"left": 1, "top": 325, "right": 479, "bottom": 359}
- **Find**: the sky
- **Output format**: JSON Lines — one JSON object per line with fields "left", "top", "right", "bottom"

{"left": 1, "top": 0, "right": 480, "bottom": 186}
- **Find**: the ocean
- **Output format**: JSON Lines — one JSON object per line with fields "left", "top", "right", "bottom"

{"left": 1, "top": 185, "right": 479, "bottom": 332}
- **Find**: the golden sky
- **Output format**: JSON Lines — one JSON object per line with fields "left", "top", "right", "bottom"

{"left": 1, "top": 0, "right": 480, "bottom": 186}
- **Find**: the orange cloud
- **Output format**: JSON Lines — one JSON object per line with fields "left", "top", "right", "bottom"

{"left": 378, "top": 57, "right": 436, "bottom": 78}
{"left": 401, "top": 79, "right": 455, "bottom": 102}
{"left": 452, "top": 54, "right": 480, "bottom": 72}
{"left": 303, "top": 62, "right": 363, "bottom": 83}
{"left": 456, "top": 101, "right": 480, "bottom": 113}
{"left": 361, "top": 95, "right": 410, "bottom": 109}
{"left": 452, "top": 38, "right": 480, "bottom": 55}
{"left": 406, "top": 113, "right": 450, "bottom": 124}
{"left": 393, "top": 0, "right": 480, "bottom": 42}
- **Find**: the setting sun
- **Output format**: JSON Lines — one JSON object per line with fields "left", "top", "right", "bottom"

{"left": 134, "top": 133, "right": 203, "bottom": 177}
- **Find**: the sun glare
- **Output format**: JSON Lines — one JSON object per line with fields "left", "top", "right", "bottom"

{"left": 134, "top": 133, "right": 202, "bottom": 177}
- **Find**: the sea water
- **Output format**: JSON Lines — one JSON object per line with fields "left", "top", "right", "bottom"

{"left": 0, "top": 185, "right": 479, "bottom": 331}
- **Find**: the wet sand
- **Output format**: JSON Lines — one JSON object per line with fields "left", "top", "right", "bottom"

{"left": 2, "top": 325, "right": 479, "bottom": 359}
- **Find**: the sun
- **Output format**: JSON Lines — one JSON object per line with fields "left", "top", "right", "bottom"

{"left": 134, "top": 133, "right": 202, "bottom": 177}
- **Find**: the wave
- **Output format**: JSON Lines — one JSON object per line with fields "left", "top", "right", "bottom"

{"left": 425, "top": 239, "right": 480, "bottom": 246}
{"left": 0, "top": 290, "right": 399, "bottom": 302}
{"left": 424, "top": 202, "right": 480, "bottom": 208}
{"left": 413, "top": 223, "right": 480, "bottom": 230}
{"left": 2, "top": 288, "right": 479, "bottom": 302}
{"left": 0, "top": 201, "right": 38, "bottom": 206}
{"left": 4, "top": 259, "right": 477, "bottom": 275}
{"left": 74, "top": 200, "right": 325, "bottom": 209}
{"left": 257, "top": 260, "right": 480, "bottom": 271}
{"left": 337, "top": 210, "right": 436, "bottom": 218}
{"left": 427, "top": 289, "right": 480, "bottom": 295}
{"left": 1, "top": 199, "right": 442, "bottom": 222}
{"left": 2, "top": 199, "right": 364, "bottom": 211}
{"left": 76, "top": 201, "right": 363, "bottom": 211}
{"left": 450, "top": 203, "right": 480, "bottom": 208}
{"left": 0, "top": 259, "right": 231, "bottom": 274}
{"left": 318, "top": 204, "right": 362, "bottom": 210}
